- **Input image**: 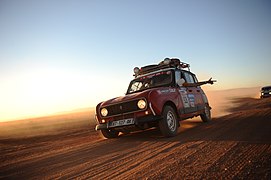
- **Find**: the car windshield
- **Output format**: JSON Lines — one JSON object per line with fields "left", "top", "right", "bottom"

{"left": 262, "top": 87, "right": 271, "bottom": 91}
{"left": 127, "top": 70, "right": 173, "bottom": 94}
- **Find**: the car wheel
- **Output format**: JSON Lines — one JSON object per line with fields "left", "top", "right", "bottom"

{"left": 100, "top": 129, "right": 119, "bottom": 138}
{"left": 200, "top": 105, "right": 211, "bottom": 122}
{"left": 159, "top": 106, "right": 178, "bottom": 137}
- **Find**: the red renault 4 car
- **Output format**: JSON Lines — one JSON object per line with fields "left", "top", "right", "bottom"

{"left": 95, "top": 58, "right": 215, "bottom": 138}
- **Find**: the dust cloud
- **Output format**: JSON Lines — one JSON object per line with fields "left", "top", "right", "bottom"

{"left": 0, "top": 87, "right": 262, "bottom": 139}
{"left": 205, "top": 87, "right": 261, "bottom": 117}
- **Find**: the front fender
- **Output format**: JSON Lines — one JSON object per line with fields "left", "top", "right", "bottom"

{"left": 148, "top": 88, "right": 179, "bottom": 116}
{"left": 95, "top": 102, "right": 103, "bottom": 122}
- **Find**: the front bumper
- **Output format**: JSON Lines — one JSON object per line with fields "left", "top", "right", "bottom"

{"left": 95, "top": 123, "right": 107, "bottom": 131}
{"left": 95, "top": 115, "right": 162, "bottom": 131}
{"left": 261, "top": 94, "right": 271, "bottom": 98}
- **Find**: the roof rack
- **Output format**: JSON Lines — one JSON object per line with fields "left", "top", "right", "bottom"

{"left": 133, "top": 58, "right": 190, "bottom": 77}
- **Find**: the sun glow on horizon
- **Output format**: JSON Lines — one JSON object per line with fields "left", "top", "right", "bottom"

{"left": 0, "top": 66, "right": 128, "bottom": 122}
{"left": 0, "top": 62, "right": 134, "bottom": 122}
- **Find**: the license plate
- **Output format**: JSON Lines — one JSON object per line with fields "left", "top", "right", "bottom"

{"left": 108, "top": 118, "right": 134, "bottom": 128}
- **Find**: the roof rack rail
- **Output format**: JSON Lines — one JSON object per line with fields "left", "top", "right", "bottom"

{"left": 133, "top": 58, "right": 190, "bottom": 77}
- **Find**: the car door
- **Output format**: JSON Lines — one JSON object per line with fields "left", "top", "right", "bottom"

{"left": 175, "top": 70, "right": 196, "bottom": 114}
{"left": 181, "top": 71, "right": 198, "bottom": 113}
{"left": 190, "top": 73, "right": 205, "bottom": 111}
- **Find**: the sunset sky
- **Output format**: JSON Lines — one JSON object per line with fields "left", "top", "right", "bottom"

{"left": 0, "top": 0, "right": 271, "bottom": 121}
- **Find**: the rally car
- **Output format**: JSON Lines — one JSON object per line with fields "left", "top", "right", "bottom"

{"left": 95, "top": 58, "right": 215, "bottom": 138}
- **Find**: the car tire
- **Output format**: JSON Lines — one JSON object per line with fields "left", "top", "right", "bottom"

{"left": 200, "top": 105, "right": 211, "bottom": 122}
{"left": 100, "top": 129, "right": 119, "bottom": 138}
{"left": 159, "top": 105, "right": 178, "bottom": 137}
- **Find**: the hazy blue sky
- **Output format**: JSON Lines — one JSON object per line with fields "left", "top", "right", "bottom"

{"left": 0, "top": 0, "right": 271, "bottom": 120}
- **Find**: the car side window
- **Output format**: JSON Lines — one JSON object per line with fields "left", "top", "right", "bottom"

{"left": 192, "top": 74, "right": 198, "bottom": 83}
{"left": 175, "top": 70, "right": 181, "bottom": 84}
{"left": 183, "top": 71, "right": 195, "bottom": 83}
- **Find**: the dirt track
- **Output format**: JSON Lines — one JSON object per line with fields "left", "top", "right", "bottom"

{"left": 1, "top": 98, "right": 271, "bottom": 179}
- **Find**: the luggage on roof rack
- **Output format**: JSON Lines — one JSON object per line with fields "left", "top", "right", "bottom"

{"left": 133, "top": 58, "right": 190, "bottom": 77}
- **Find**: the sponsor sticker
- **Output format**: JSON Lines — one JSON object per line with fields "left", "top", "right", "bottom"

{"left": 158, "top": 88, "right": 176, "bottom": 94}
{"left": 188, "top": 94, "right": 195, "bottom": 107}
{"left": 179, "top": 89, "right": 190, "bottom": 108}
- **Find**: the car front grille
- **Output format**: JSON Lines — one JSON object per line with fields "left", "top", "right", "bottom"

{"left": 105, "top": 99, "right": 147, "bottom": 117}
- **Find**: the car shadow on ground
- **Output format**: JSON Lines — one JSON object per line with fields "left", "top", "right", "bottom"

{"left": 113, "top": 97, "right": 271, "bottom": 144}
{"left": 112, "top": 113, "right": 271, "bottom": 144}
{"left": 115, "top": 119, "right": 213, "bottom": 142}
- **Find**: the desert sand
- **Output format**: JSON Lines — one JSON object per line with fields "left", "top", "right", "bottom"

{"left": 0, "top": 88, "right": 270, "bottom": 179}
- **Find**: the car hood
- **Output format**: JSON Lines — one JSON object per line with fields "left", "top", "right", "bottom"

{"left": 100, "top": 89, "right": 153, "bottom": 107}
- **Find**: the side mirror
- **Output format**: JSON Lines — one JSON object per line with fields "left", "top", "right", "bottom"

{"left": 177, "top": 78, "right": 185, "bottom": 87}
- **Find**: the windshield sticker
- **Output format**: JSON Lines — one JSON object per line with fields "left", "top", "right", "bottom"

{"left": 188, "top": 94, "right": 195, "bottom": 107}
{"left": 140, "top": 71, "right": 170, "bottom": 79}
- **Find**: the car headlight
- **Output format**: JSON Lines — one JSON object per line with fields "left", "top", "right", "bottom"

{"left": 137, "top": 99, "right": 146, "bottom": 109}
{"left": 100, "top": 108, "right": 108, "bottom": 117}
{"left": 269, "top": 92, "right": 271, "bottom": 94}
